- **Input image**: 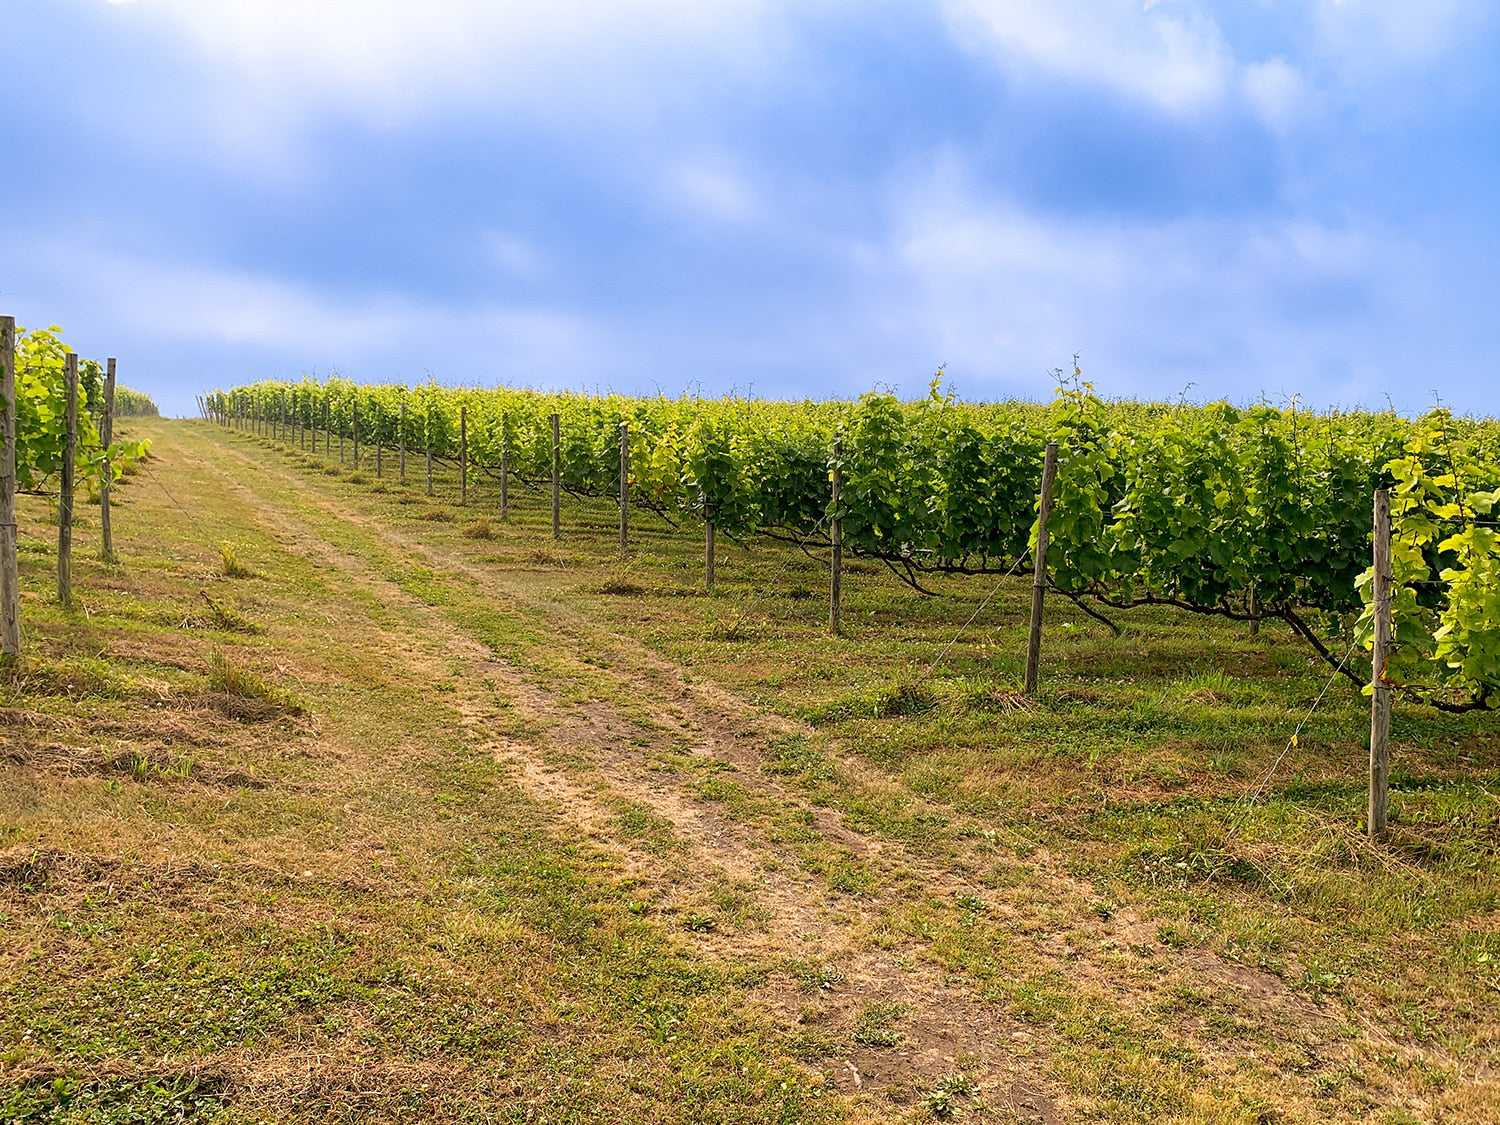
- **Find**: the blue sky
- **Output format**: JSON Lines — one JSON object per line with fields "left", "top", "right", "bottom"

{"left": 3, "top": 0, "right": 1498, "bottom": 416}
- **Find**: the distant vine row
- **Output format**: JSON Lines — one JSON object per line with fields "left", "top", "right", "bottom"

{"left": 205, "top": 374, "right": 1500, "bottom": 709}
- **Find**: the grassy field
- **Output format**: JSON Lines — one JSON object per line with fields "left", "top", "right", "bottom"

{"left": 2, "top": 417, "right": 1497, "bottom": 1123}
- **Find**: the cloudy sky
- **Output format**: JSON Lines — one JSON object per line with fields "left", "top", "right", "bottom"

{"left": 3, "top": 0, "right": 1497, "bottom": 415}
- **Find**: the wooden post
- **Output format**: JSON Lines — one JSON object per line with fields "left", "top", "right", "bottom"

{"left": 0, "top": 316, "right": 19, "bottom": 658}
{"left": 352, "top": 399, "right": 360, "bottom": 468}
{"left": 300, "top": 399, "right": 307, "bottom": 450}
{"left": 460, "top": 405, "right": 468, "bottom": 504}
{"left": 499, "top": 414, "right": 509, "bottom": 519}
{"left": 99, "top": 358, "right": 116, "bottom": 561}
{"left": 551, "top": 412, "right": 561, "bottom": 540}
{"left": 1024, "top": 442, "right": 1059, "bottom": 695}
{"left": 278, "top": 392, "right": 285, "bottom": 443}
{"left": 830, "top": 437, "right": 842, "bottom": 633}
{"left": 375, "top": 404, "right": 383, "bottom": 478}
{"left": 1249, "top": 581, "right": 1260, "bottom": 637}
{"left": 1369, "top": 489, "right": 1393, "bottom": 841}
{"left": 619, "top": 422, "right": 629, "bottom": 557}
{"left": 425, "top": 422, "right": 433, "bottom": 496}
{"left": 705, "top": 520, "right": 716, "bottom": 595}
{"left": 57, "top": 354, "right": 78, "bottom": 607}
{"left": 399, "top": 402, "right": 407, "bottom": 482}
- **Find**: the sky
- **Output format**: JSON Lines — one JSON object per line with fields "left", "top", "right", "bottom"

{"left": 2, "top": 0, "right": 1498, "bottom": 417}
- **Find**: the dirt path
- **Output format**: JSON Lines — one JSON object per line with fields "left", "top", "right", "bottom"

{"left": 168, "top": 432, "right": 1062, "bottom": 1121}
{"left": 171, "top": 424, "right": 1409, "bottom": 1122}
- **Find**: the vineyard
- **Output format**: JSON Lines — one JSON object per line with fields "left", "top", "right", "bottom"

{"left": 206, "top": 374, "right": 1500, "bottom": 712}
{"left": 4, "top": 358, "right": 1499, "bottom": 1123}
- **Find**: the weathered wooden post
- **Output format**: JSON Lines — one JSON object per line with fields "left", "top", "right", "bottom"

{"left": 619, "top": 422, "right": 629, "bottom": 557}
{"left": 99, "top": 358, "right": 116, "bottom": 561}
{"left": 460, "top": 405, "right": 468, "bottom": 504}
{"left": 57, "top": 354, "right": 78, "bottom": 607}
{"left": 705, "top": 519, "right": 715, "bottom": 595}
{"left": 1024, "top": 442, "right": 1059, "bottom": 695}
{"left": 499, "top": 413, "right": 509, "bottom": 520}
{"left": 425, "top": 413, "right": 433, "bottom": 495}
{"left": 830, "top": 436, "right": 842, "bottom": 633}
{"left": 352, "top": 399, "right": 360, "bottom": 468}
{"left": 551, "top": 412, "right": 561, "bottom": 540}
{"left": 0, "top": 316, "right": 19, "bottom": 658}
{"left": 399, "top": 402, "right": 407, "bottom": 482}
{"left": 1369, "top": 489, "right": 1392, "bottom": 841}
{"left": 375, "top": 404, "right": 383, "bottom": 478}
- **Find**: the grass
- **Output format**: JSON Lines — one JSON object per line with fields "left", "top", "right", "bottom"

{"left": 217, "top": 541, "right": 255, "bottom": 579}
{"left": 3, "top": 415, "right": 1498, "bottom": 1123}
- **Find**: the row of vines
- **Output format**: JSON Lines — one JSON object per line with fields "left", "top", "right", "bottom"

{"left": 8, "top": 326, "right": 151, "bottom": 491}
{"left": 205, "top": 373, "right": 1500, "bottom": 710}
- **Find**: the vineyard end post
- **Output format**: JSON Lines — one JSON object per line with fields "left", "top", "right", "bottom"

{"left": 0, "top": 316, "right": 19, "bottom": 658}
{"left": 376, "top": 404, "right": 383, "bottom": 478}
{"left": 100, "top": 358, "right": 116, "bottom": 561}
{"left": 500, "top": 414, "right": 509, "bottom": 520}
{"left": 705, "top": 519, "right": 715, "bottom": 595}
{"left": 1249, "top": 580, "right": 1259, "bottom": 637}
{"left": 399, "top": 402, "right": 407, "bottom": 482}
{"left": 551, "top": 412, "right": 561, "bottom": 540}
{"left": 57, "top": 354, "right": 78, "bottom": 608}
{"left": 830, "top": 436, "right": 842, "bottom": 634}
{"left": 460, "top": 405, "right": 468, "bottom": 504}
{"left": 619, "top": 422, "right": 629, "bottom": 557}
{"left": 1369, "top": 488, "right": 1392, "bottom": 841}
{"left": 1024, "top": 441, "right": 1059, "bottom": 695}
{"left": 352, "top": 399, "right": 360, "bottom": 468}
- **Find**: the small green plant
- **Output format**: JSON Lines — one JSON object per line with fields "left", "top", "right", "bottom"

{"left": 683, "top": 913, "right": 717, "bottom": 933}
{"left": 199, "top": 591, "right": 259, "bottom": 634}
{"left": 218, "top": 542, "right": 254, "bottom": 578}
{"left": 206, "top": 648, "right": 305, "bottom": 716}
{"left": 794, "top": 964, "right": 845, "bottom": 992}
{"left": 853, "top": 1001, "right": 905, "bottom": 1047}
{"left": 873, "top": 678, "right": 936, "bottom": 718}
{"left": 597, "top": 571, "right": 647, "bottom": 596}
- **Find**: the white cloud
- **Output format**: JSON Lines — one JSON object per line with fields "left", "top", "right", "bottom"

{"left": 1241, "top": 56, "right": 1314, "bottom": 132}
{"left": 882, "top": 170, "right": 1434, "bottom": 407}
{"left": 104, "top": 0, "right": 779, "bottom": 121}
{"left": 939, "top": 0, "right": 1233, "bottom": 112}
{"left": 17, "top": 234, "right": 611, "bottom": 390}
{"left": 664, "top": 162, "right": 762, "bottom": 224}
{"left": 1313, "top": 0, "right": 1489, "bottom": 76}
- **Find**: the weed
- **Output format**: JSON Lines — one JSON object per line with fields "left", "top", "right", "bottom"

{"left": 198, "top": 591, "right": 260, "bottom": 634}
{"left": 598, "top": 571, "right": 647, "bottom": 596}
{"left": 3, "top": 656, "right": 124, "bottom": 702}
{"left": 462, "top": 517, "right": 495, "bottom": 540}
{"left": 875, "top": 678, "right": 936, "bottom": 717}
{"left": 853, "top": 1001, "right": 905, "bottom": 1047}
{"left": 683, "top": 913, "right": 717, "bottom": 933}
{"left": 205, "top": 649, "right": 305, "bottom": 717}
{"left": 218, "top": 542, "right": 255, "bottom": 578}
{"left": 793, "top": 964, "right": 846, "bottom": 992}
{"left": 421, "top": 508, "right": 456, "bottom": 522}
